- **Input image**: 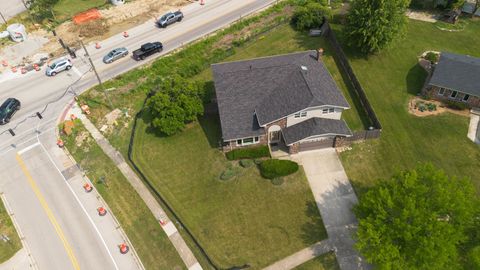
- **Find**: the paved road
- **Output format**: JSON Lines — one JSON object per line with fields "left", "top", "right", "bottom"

{"left": 0, "top": 0, "right": 277, "bottom": 269}
{"left": 0, "top": 0, "right": 26, "bottom": 21}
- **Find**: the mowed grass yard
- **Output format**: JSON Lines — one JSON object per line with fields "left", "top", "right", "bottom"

{"left": 335, "top": 19, "right": 480, "bottom": 193}
{"left": 293, "top": 252, "right": 339, "bottom": 270}
{"left": 132, "top": 115, "right": 326, "bottom": 269}
{"left": 61, "top": 121, "right": 186, "bottom": 270}
{"left": 53, "top": 0, "right": 108, "bottom": 21}
{"left": 0, "top": 199, "right": 21, "bottom": 263}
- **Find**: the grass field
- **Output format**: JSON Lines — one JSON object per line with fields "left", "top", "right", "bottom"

{"left": 334, "top": 19, "right": 480, "bottom": 193}
{"left": 293, "top": 252, "right": 340, "bottom": 270}
{"left": 132, "top": 115, "right": 327, "bottom": 269}
{"left": 0, "top": 198, "right": 21, "bottom": 263}
{"left": 53, "top": 0, "right": 108, "bottom": 21}
{"left": 61, "top": 121, "right": 185, "bottom": 270}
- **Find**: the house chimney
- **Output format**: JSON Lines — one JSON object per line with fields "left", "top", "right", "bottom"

{"left": 316, "top": 48, "right": 324, "bottom": 61}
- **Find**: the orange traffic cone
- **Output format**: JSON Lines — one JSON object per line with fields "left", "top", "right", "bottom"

{"left": 11, "top": 66, "right": 17, "bottom": 73}
{"left": 97, "top": 207, "right": 107, "bottom": 216}
{"left": 95, "top": 42, "right": 101, "bottom": 49}
{"left": 57, "top": 139, "right": 64, "bottom": 148}
{"left": 119, "top": 243, "right": 129, "bottom": 254}
{"left": 34, "top": 64, "right": 40, "bottom": 71}
{"left": 200, "top": 0, "right": 205, "bottom": 5}
{"left": 123, "top": 31, "right": 129, "bottom": 38}
{"left": 70, "top": 114, "right": 77, "bottom": 120}
{"left": 21, "top": 67, "right": 27, "bottom": 74}
{"left": 83, "top": 183, "right": 93, "bottom": 193}
{"left": 2, "top": 60, "right": 7, "bottom": 67}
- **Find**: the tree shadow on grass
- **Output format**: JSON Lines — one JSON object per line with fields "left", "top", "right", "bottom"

{"left": 406, "top": 63, "right": 428, "bottom": 95}
{"left": 301, "top": 200, "right": 328, "bottom": 245}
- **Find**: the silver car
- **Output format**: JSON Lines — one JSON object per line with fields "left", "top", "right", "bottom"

{"left": 45, "top": 57, "right": 72, "bottom": 76}
{"left": 103, "top": 47, "right": 129, "bottom": 64}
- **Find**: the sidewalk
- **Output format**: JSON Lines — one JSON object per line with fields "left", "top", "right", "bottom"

{"left": 290, "top": 149, "right": 370, "bottom": 270}
{"left": 468, "top": 109, "right": 480, "bottom": 144}
{"left": 263, "top": 240, "right": 332, "bottom": 270}
{"left": 69, "top": 103, "right": 202, "bottom": 270}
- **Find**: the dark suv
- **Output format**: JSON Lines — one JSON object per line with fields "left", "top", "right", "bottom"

{"left": 0, "top": 98, "right": 21, "bottom": 125}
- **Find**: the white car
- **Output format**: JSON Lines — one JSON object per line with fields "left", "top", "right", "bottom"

{"left": 45, "top": 58, "right": 72, "bottom": 76}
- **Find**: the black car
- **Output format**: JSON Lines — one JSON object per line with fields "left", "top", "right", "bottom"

{"left": 0, "top": 98, "right": 21, "bottom": 125}
{"left": 132, "top": 42, "right": 163, "bottom": 61}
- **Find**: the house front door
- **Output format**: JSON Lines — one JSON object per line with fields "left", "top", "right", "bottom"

{"left": 269, "top": 130, "right": 281, "bottom": 143}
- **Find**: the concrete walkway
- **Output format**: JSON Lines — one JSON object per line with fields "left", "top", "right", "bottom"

{"left": 290, "top": 149, "right": 370, "bottom": 270}
{"left": 73, "top": 105, "right": 202, "bottom": 270}
{"left": 263, "top": 240, "right": 332, "bottom": 270}
{"left": 468, "top": 109, "right": 480, "bottom": 144}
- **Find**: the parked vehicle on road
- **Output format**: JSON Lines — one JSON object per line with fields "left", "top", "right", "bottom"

{"left": 45, "top": 57, "right": 72, "bottom": 76}
{"left": 132, "top": 42, "right": 163, "bottom": 61}
{"left": 103, "top": 47, "right": 129, "bottom": 63}
{"left": 157, "top": 11, "right": 183, "bottom": 28}
{"left": 0, "top": 98, "right": 21, "bottom": 125}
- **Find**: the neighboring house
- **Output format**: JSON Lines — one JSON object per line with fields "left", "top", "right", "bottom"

{"left": 424, "top": 52, "right": 480, "bottom": 108}
{"left": 212, "top": 50, "right": 352, "bottom": 154}
{"left": 462, "top": 0, "right": 480, "bottom": 16}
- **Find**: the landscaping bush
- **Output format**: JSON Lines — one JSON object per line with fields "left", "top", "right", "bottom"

{"left": 271, "top": 178, "right": 285, "bottom": 186}
{"left": 259, "top": 159, "right": 299, "bottom": 179}
{"left": 425, "top": 52, "right": 439, "bottom": 63}
{"left": 239, "top": 159, "right": 254, "bottom": 168}
{"left": 291, "top": 2, "right": 331, "bottom": 30}
{"left": 254, "top": 159, "right": 263, "bottom": 165}
{"left": 225, "top": 146, "right": 270, "bottom": 160}
{"left": 220, "top": 168, "right": 236, "bottom": 181}
{"left": 444, "top": 100, "right": 467, "bottom": 110}
{"left": 426, "top": 103, "right": 437, "bottom": 111}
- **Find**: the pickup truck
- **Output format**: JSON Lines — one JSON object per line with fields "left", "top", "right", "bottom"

{"left": 157, "top": 11, "right": 183, "bottom": 28}
{"left": 132, "top": 42, "right": 163, "bottom": 61}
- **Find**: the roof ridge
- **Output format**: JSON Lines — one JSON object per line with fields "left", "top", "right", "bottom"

{"left": 211, "top": 50, "right": 315, "bottom": 67}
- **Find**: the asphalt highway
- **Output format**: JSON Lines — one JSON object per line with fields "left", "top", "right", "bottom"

{"left": 0, "top": 0, "right": 277, "bottom": 269}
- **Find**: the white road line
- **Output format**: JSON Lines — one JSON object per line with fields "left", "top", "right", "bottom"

{"left": 17, "top": 142, "right": 40, "bottom": 155}
{"left": 71, "top": 67, "right": 83, "bottom": 77}
{"left": 36, "top": 137, "right": 120, "bottom": 270}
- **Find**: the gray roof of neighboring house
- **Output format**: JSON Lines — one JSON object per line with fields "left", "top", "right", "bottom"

{"left": 282, "top": 117, "right": 352, "bottom": 145}
{"left": 429, "top": 52, "right": 480, "bottom": 97}
{"left": 212, "top": 51, "right": 350, "bottom": 141}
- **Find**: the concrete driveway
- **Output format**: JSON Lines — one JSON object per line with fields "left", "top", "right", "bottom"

{"left": 290, "top": 148, "right": 370, "bottom": 270}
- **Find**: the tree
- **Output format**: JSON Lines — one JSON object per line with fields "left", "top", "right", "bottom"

{"left": 26, "top": 0, "right": 60, "bottom": 21}
{"left": 355, "top": 164, "right": 479, "bottom": 269}
{"left": 146, "top": 75, "right": 203, "bottom": 136}
{"left": 292, "top": 2, "right": 332, "bottom": 30}
{"left": 345, "top": 0, "right": 410, "bottom": 54}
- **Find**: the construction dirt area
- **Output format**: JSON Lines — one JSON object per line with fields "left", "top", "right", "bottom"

{"left": 0, "top": 0, "right": 189, "bottom": 71}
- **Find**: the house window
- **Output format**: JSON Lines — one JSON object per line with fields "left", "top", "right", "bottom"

{"left": 328, "top": 108, "right": 335, "bottom": 113}
{"left": 438, "top": 88, "right": 445, "bottom": 95}
{"left": 322, "top": 109, "right": 329, "bottom": 114}
{"left": 294, "top": 111, "right": 307, "bottom": 118}
{"left": 450, "top": 91, "right": 458, "bottom": 99}
{"left": 463, "top": 94, "right": 470, "bottom": 102}
{"left": 237, "top": 137, "right": 260, "bottom": 146}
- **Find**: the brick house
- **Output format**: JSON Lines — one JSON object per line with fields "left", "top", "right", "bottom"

{"left": 424, "top": 52, "right": 480, "bottom": 108}
{"left": 212, "top": 50, "right": 352, "bottom": 154}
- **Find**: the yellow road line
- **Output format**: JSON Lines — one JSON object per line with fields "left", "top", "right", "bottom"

{"left": 15, "top": 154, "right": 81, "bottom": 270}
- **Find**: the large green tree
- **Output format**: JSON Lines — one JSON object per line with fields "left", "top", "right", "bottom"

{"left": 345, "top": 0, "right": 410, "bottom": 54}
{"left": 292, "top": 2, "right": 332, "bottom": 30}
{"left": 26, "top": 0, "right": 60, "bottom": 21}
{"left": 355, "top": 164, "right": 479, "bottom": 269}
{"left": 147, "top": 75, "right": 203, "bottom": 136}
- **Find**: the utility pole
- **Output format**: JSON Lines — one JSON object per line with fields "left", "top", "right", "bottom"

{"left": 0, "top": 11, "right": 7, "bottom": 24}
{"left": 79, "top": 39, "right": 114, "bottom": 109}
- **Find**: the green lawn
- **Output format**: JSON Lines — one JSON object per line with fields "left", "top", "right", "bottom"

{"left": 53, "top": 0, "right": 109, "bottom": 21}
{"left": 132, "top": 115, "right": 326, "bottom": 269}
{"left": 61, "top": 121, "right": 185, "bottom": 270}
{"left": 334, "top": 19, "right": 480, "bottom": 193}
{"left": 293, "top": 252, "right": 340, "bottom": 270}
{"left": 0, "top": 198, "right": 21, "bottom": 263}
